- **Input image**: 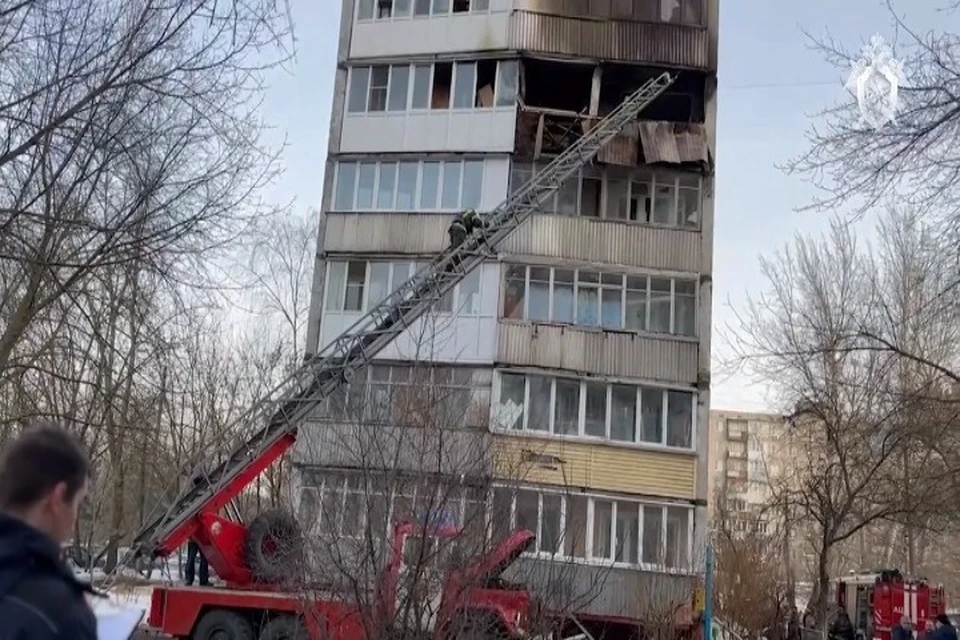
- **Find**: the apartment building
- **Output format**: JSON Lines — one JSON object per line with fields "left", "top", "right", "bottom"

{"left": 294, "top": 0, "right": 719, "bottom": 626}
{"left": 708, "top": 410, "right": 790, "bottom": 537}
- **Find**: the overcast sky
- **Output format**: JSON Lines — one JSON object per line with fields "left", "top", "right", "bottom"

{"left": 253, "top": 0, "right": 955, "bottom": 414}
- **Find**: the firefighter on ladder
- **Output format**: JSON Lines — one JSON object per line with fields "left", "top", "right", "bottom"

{"left": 448, "top": 209, "right": 488, "bottom": 249}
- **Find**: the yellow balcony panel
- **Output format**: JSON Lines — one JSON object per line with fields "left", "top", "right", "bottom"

{"left": 493, "top": 434, "right": 695, "bottom": 500}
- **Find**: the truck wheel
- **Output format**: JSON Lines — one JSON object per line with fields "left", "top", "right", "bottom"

{"left": 259, "top": 616, "right": 309, "bottom": 640}
{"left": 244, "top": 510, "right": 304, "bottom": 584}
{"left": 193, "top": 609, "right": 255, "bottom": 640}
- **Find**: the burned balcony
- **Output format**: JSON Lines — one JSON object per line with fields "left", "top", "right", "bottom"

{"left": 509, "top": 0, "right": 712, "bottom": 71}
{"left": 515, "top": 59, "right": 711, "bottom": 170}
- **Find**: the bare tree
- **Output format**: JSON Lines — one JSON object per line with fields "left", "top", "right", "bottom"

{"left": 785, "top": 5, "right": 960, "bottom": 223}
{"left": 0, "top": 0, "right": 291, "bottom": 386}
{"left": 728, "top": 220, "right": 932, "bottom": 628}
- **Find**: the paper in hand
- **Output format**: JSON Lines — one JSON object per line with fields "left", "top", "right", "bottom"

{"left": 95, "top": 605, "right": 145, "bottom": 640}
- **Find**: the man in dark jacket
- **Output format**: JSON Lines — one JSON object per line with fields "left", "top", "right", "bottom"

{"left": 0, "top": 422, "right": 97, "bottom": 638}
{"left": 184, "top": 464, "right": 210, "bottom": 586}
{"left": 929, "top": 614, "right": 957, "bottom": 640}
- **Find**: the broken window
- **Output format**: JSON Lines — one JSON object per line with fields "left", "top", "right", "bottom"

{"left": 474, "top": 60, "right": 496, "bottom": 107}
{"left": 453, "top": 61, "right": 476, "bottom": 109}
{"left": 377, "top": 0, "right": 392, "bottom": 19}
{"left": 523, "top": 59, "right": 593, "bottom": 112}
{"left": 431, "top": 62, "right": 452, "bottom": 109}
{"left": 629, "top": 178, "right": 650, "bottom": 222}
{"left": 452, "top": 0, "right": 469, "bottom": 11}
{"left": 580, "top": 177, "right": 601, "bottom": 218}
{"left": 368, "top": 65, "right": 389, "bottom": 112}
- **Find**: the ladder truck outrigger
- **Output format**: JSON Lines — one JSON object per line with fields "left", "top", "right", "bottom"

{"left": 130, "top": 72, "right": 677, "bottom": 640}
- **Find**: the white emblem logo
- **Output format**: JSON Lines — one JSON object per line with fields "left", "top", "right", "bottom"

{"left": 845, "top": 34, "right": 906, "bottom": 130}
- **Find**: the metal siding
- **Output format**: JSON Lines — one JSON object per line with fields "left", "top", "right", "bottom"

{"left": 497, "top": 323, "right": 699, "bottom": 384}
{"left": 501, "top": 215, "right": 703, "bottom": 273}
{"left": 493, "top": 435, "right": 696, "bottom": 499}
{"left": 296, "top": 420, "right": 494, "bottom": 475}
{"left": 509, "top": 10, "right": 710, "bottom": 70}
{"left": 323, "top": 213, "right": 449, "bottom": 254}
{"left": 504, "top": 557, "right": 697, "bottom": 620}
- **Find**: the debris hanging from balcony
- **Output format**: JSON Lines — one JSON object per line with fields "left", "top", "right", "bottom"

{"left": 638, "top": 121, "right": 710, "bottom": 166}
{"left": 516, "top": 58, "right": 709, "bottom": 166}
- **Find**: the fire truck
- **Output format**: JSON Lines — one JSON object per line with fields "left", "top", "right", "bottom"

{"left": 836, "top": 569, "right": 947, "bottom": 640}
{"left": 127, "top": 72, "right": 679, "bottom": 640}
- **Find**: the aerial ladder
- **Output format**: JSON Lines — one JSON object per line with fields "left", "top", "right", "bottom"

{"left": 130, "top": 72, "right": 676, "bottom": 585}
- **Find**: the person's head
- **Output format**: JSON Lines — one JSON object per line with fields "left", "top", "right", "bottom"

{"left": 926, "top": 619, "right": 936, "bottom": 631}
{"left": 0, "top": 423, "right": 89, "bottom": 543}
{"left": 901, "top": 616, "right": 913, "bottom": 630}
{"left": 937, "top": 615, "right": 951, "bottom": 629}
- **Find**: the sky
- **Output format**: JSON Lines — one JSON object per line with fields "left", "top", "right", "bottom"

{"left": 253, "top": 0, "right": 956, "bottom": 414}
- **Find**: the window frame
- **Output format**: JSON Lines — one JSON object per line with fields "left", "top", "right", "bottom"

{"left": 304, "top": 472, "right": 695, "bottom": 574}
{"left": 357, "top": 0, "right": 495, "bottom": 20}
{"left": 332, "top": 158, "right": 487, "bottom": 213}
{"left": 325, "top": 258, "right": 484, "bottom": 317}
{"left": 501, "top": 264, "right": 698, "bottom": 339}
{"left": 345, "top": 60, "right": 516, "bottom": 114}
{"left": 493, "top": 371, "right": 696, "bottom": 452}
{"left": 510, "top": 162, "right": 704, "bottom": 232}
{"left": 492, "top": 484, "right": 695, "bottom": 573}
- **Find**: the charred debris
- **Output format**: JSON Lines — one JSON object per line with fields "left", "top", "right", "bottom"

{"left": 515, "top": 58, "right": 712, "bottom": 172}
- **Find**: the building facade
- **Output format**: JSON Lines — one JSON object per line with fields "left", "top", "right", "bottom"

{"left": 295, "top": 0, "right": 719, "bottom": 624}
{"left": 707, "top": 410, "right": 790, "bottom": 538}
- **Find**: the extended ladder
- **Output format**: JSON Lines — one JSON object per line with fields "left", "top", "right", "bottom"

{"left": 132, "top": 71, "right": 676, "bottom": 557}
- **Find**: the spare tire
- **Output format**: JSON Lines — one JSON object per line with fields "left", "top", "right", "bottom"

{"left": 243, "top": 509, "right": 304, "bottom": 584}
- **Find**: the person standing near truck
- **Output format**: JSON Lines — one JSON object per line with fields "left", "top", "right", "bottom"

{"left": 184, "top": 463, "right": 211, "bottom": 587}
{"left": 0, "top": 422, "right": 97, "bottom": 639}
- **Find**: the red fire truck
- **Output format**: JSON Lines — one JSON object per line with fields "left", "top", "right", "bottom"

{"left": 836, "top": 569, "right": 947, "bottom": 640}
{"left": 126, "top": 72, "right": 679, "bottom": 640}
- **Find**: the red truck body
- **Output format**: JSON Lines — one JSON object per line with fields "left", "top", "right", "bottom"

{"left": 145, "top": 519, "right": 537, "bottom": 639}
{"left": 837, "top": 570, "right": 947, "bottom": 640}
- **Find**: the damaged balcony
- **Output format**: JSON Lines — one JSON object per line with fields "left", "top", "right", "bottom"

{"left": 515, "top": 59, "right": 711, "bottom": 169}
{"left": 510, "top": 0, "right": 712, "bottom": 71}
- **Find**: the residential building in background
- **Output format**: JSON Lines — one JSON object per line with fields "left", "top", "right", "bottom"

{"left": 294, "top": 0, "right": 718, "bottom": 626}
{"left": 708, "top": 410, "right": 790, "bottom": 537}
